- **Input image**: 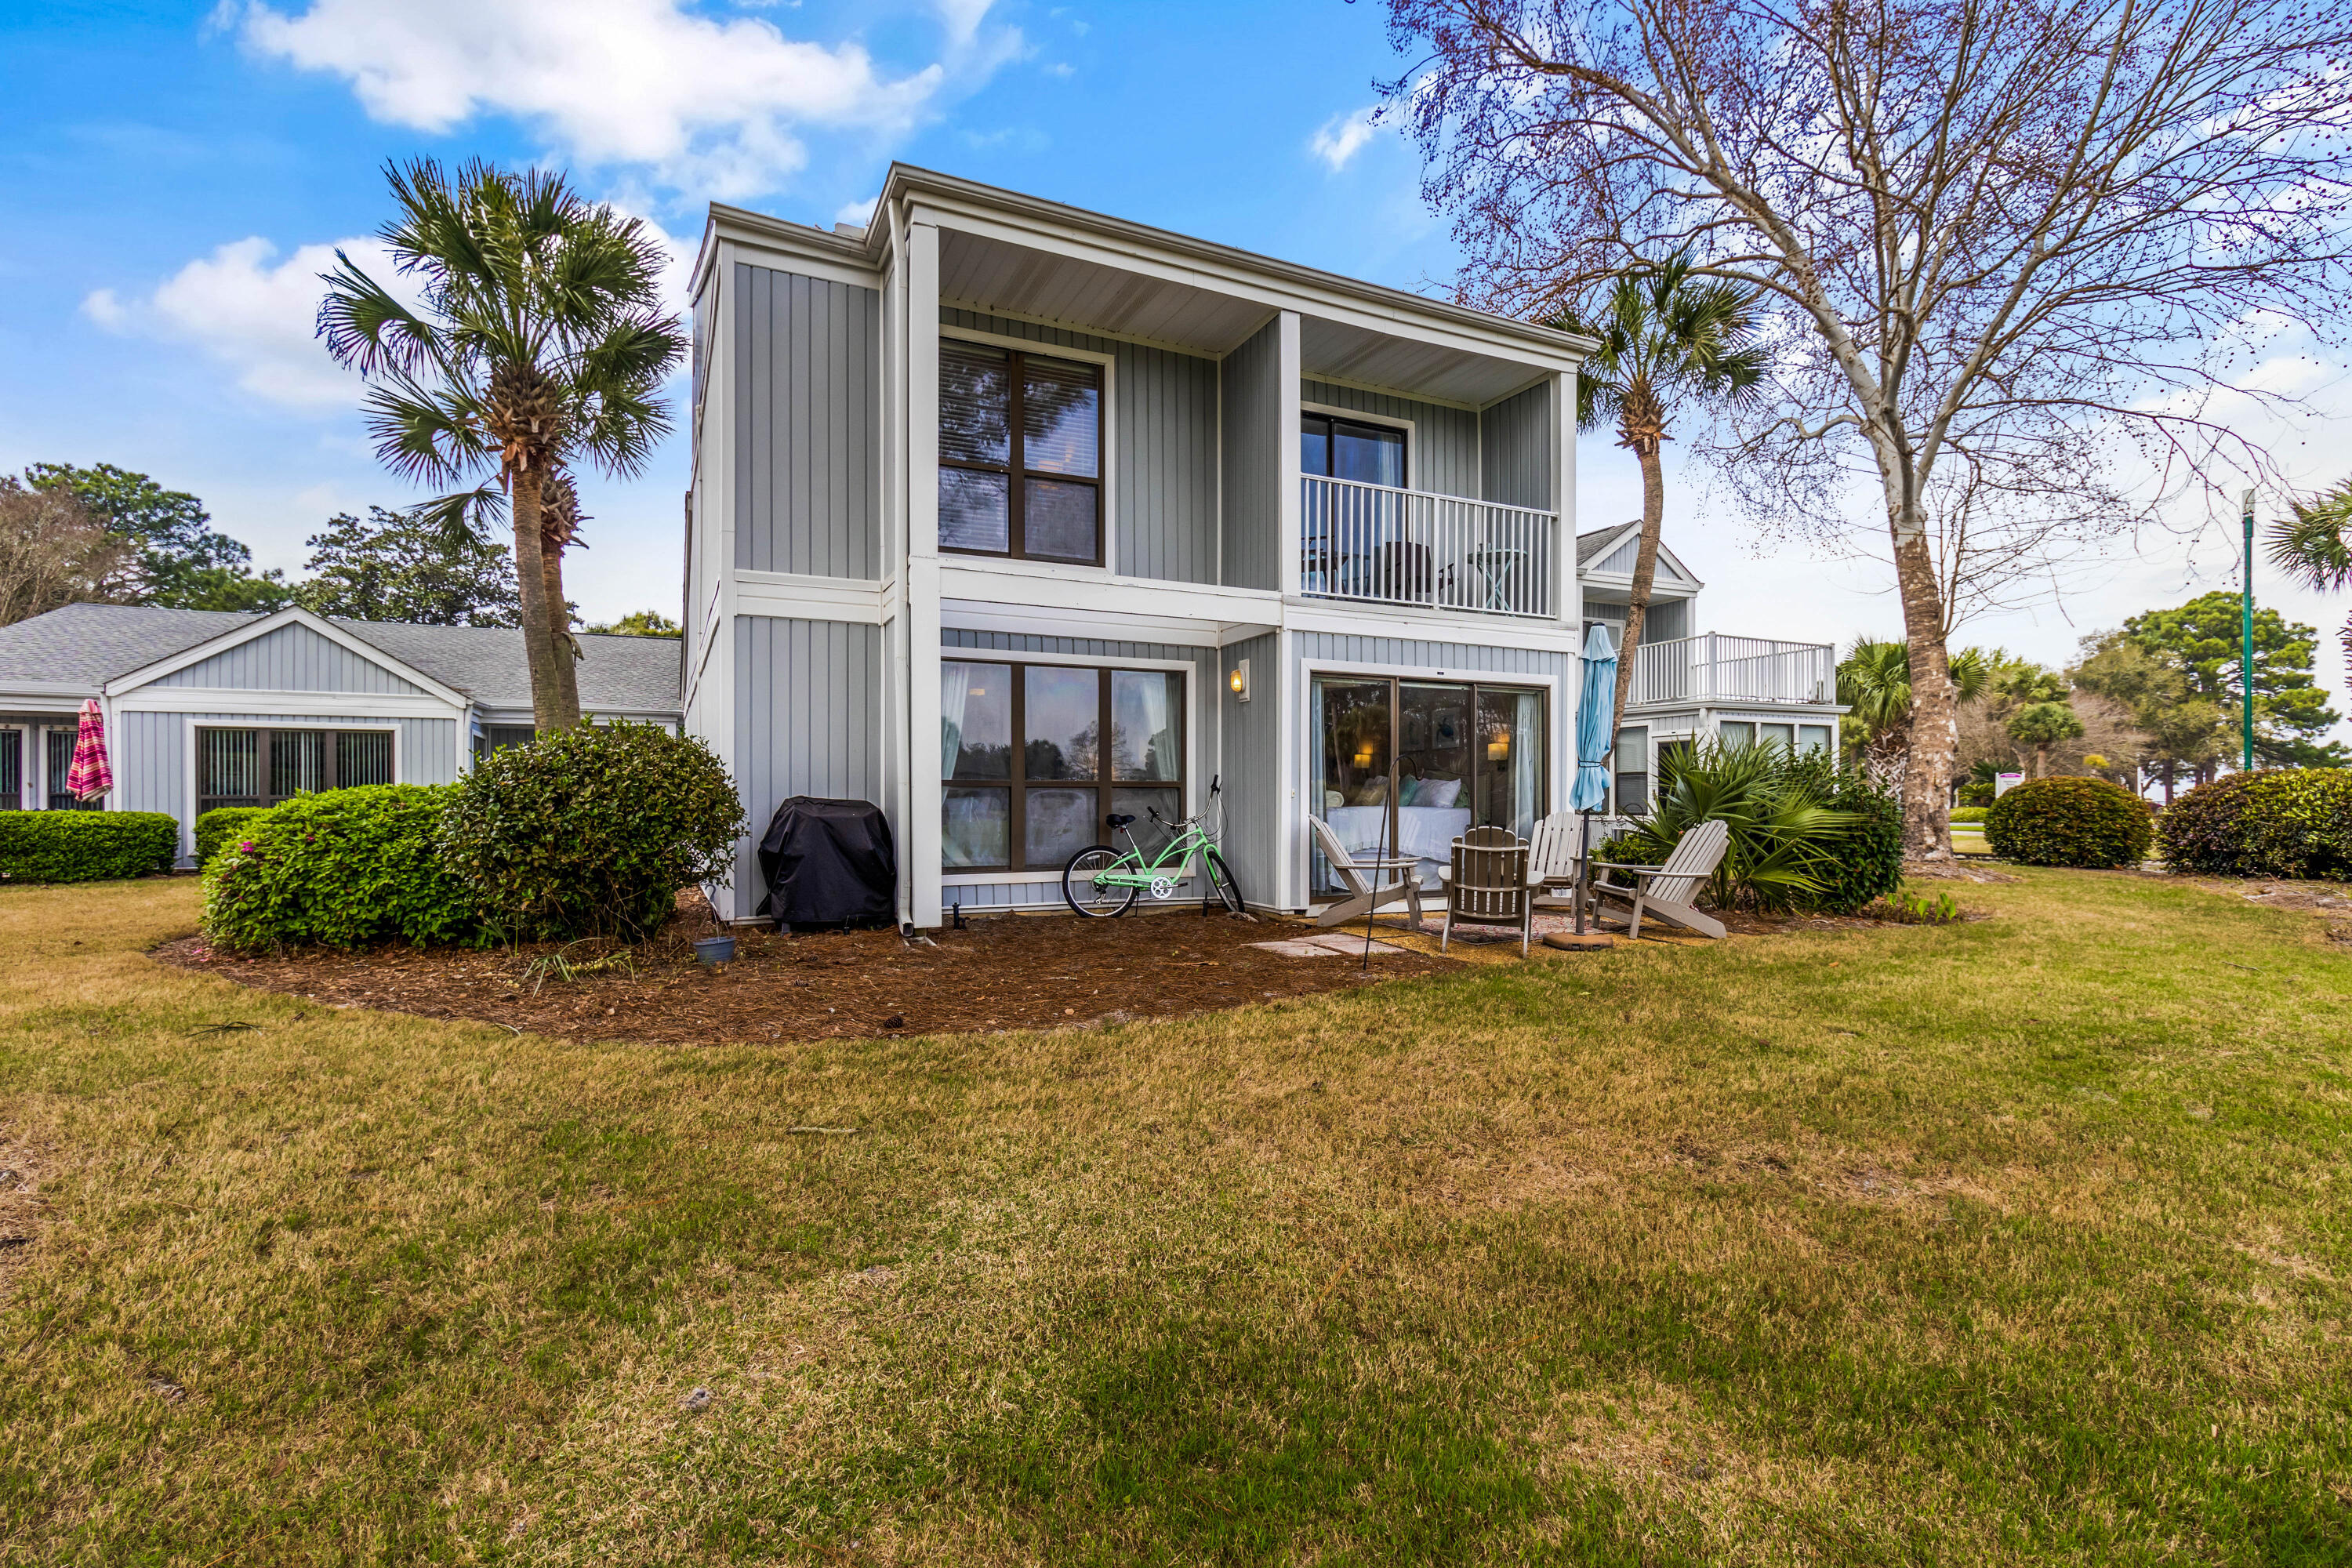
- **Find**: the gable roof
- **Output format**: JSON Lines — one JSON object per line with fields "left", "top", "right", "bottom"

{"left": 0, "top": 603, "right": 681, "bottom": 713}
{"left": 1573, "top": 523, "right": 1704, "bottom": 590}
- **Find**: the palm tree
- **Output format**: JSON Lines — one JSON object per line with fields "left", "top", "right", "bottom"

{"left": 1552, "top": 252, "right": 1767, "bottom": 740}
{"left": 2268, "top": 474, "right": 2352, "bottom": 690}
{"left": 318, "top": 160, "right": 682, "bottom": 730}
{"left": 1838, "top": 638, "right": 1991, "bottom": 786}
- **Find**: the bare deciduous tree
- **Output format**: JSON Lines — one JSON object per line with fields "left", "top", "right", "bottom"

{"left": 1384, "top": 0, "right": 2352, "bottom": 855}
{"left": 0, "top": 483, "right": 133, "bottom": 628}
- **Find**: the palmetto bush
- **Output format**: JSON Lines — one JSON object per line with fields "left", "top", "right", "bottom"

{"left": 1606, "top": 740, "right": 1869, "bottom": 913}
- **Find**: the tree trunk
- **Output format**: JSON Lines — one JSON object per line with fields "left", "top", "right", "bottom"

{"left": 2162, "top": 762, "right": 2176, "bottom": 805}
{"left": 509, "top": 466, "right": 562, "bottom": 735}
{"left": 1891, "top": 521, "right": 1957, "bottom": 859}
{"left": 1606, "top": 432, "right": 1668, "bottom": 747}
{"left": 539, "top": 530, "right": 583, "bottom": 728}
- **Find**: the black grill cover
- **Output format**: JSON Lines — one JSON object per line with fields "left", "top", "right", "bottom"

{"left": 754, "top": 797, "right": 898, "bottom": 927}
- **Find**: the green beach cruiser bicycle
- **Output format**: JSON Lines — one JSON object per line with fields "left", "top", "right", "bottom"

{"left": 1062, "top": 775, "right": 1245, "bottom": 918}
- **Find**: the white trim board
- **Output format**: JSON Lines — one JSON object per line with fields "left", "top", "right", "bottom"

{"left": 111, "top": 689, "right": 464, "bottom": 720}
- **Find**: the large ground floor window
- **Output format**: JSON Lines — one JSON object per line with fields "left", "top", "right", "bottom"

{"left": 197, "top": 726, "right": 394, "bottom": 815}
{"left": 942, "top": 660, "right": 1184, "bottom": 871}
{"left": 43, "top": 729, "right": 100, "bottom": 810}
{"left": 1311, "top": 673, "right": 1547, "bottom": 892}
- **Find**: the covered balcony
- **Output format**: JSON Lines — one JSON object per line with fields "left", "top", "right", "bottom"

{"left": 1628, "top": 633, "right": 1837, "bottom": 708}
{"left": 1298, "top": 477, "right": 1556, "bottom": 619}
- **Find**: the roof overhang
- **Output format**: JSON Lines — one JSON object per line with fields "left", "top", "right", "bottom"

{"left": 102, "top": 606, "right": 473, "bottom": 708}
{"left": 1576, "top": 524, "right": 1705, "bottom": 595}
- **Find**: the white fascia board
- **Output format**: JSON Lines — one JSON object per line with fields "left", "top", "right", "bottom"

{"left": 941, "top": 599, "right": 1278, "bottom": 649}
{"left": 1576, "top": 575, "right": 1700, "bottom": 601}
{"left": 725, "top": 235, "right": 884, "bottom": 292}
{"left": 705, "top": 205, "right": 880, "bottom": 289}
{"left": 883, "top": 166, "right": 1595, "bottom": 368}
{"left": 1282, "top": 599, "right": 1588, "bottom": 654}
{"left": 938, "top": 558, "right": 1281, "bottom": 625}
{"left": 103, "top": 606, "right": 472, "bottom": 707}
{"left": 734, "top": 571, "right": 887, "bottom": 626}
{"left": 918, "top": 200, "right": 1584, "bottom": 376}
{"left": 110, "top": 688, "right": 466, "bottom": 720}
{"left": 0, "top": 680, "right": 96, "bottom": 707}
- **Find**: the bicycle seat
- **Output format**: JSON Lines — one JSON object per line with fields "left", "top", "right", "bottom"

{"left": 1105, "top": 812, "right": 1137, "bottom": 829}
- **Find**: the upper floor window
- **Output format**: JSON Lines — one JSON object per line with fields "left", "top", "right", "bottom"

{"left": 939, "top": 341, "right": 1103, "bottom": 565}
{"left": 1301, "top": 412, "right": 1406, "bottom": 488}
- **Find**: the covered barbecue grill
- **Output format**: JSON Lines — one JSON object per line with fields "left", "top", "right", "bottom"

{"left": 753, "top": 797, "right": 898, "bottom": 928}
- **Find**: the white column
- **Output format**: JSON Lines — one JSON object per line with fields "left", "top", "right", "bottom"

{"left": 1276, "top": 310, "right": 1302, "bottom": 596}
{"left": 1552, "top": 369, "right": 1577, "bottom": 624}
{"left": 906, "top": 220, "right": 946, "bottom": 927}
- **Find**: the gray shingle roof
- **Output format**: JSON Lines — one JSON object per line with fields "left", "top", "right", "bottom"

{"left": 0, "top": 603, "right": 681, "bottom": 713}
{"left": 1577, "top": 524, "right": 1636, "bottom": 565}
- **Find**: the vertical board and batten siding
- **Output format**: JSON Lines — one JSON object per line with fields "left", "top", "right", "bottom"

{"left": 1219, "top": 318, "right": 1283, "bottom": 591}
{"left": 734, "top": 264, "right": 882, "bottom": 579}
{"left": 941, "top": 309, "right": 1221, "bottom": 586}
{"left": 154, "top": 624, "right": 426, "bottom": 694}
{"left": 1293, "top": 631, "right": 1575, "bottom": 683}
{"left": 1301, "top": 380, "right": 1481, "bottom": 500}
{"left": 117, "top": 710, "right": 463, "bottom": 864}
{"left": 1479, "top": 380, "right": 1553, "bottom": 510}
{"left": 1217, "top": 630, "right": 1282, "bottom": 912}
{"left": 940, "top": 628, "right": 1222, "bottom": 910}
{"left": 732, "top": 616, "right": 885, "bottom": 900}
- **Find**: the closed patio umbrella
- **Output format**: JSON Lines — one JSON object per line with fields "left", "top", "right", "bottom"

{"left": 67, "top": 699, "right": 112, "bottom": 805}
{"left": 1570, "top": 625, "right": 1618, "bottom": 932}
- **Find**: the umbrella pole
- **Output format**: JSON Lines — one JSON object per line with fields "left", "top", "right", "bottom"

{"left": 1576, "top": 808, "right": 1593, "bottom": 935}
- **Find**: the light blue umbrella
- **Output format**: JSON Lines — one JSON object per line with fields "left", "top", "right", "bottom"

{"left": 1571, "top": 622, "right": 1617, "bottom": 811}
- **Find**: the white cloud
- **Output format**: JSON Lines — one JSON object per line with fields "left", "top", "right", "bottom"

{"left": 1309, "top": 105, "right": 1381, "bottom": 172}
{"left": 227, "top": 0, "right": 1015, "bottom": 200}
{"left": 833, "top": 196, "right": 878, "bottom": 229}
{"left": 86, "top": 236, "right": 389, "bottom": 410}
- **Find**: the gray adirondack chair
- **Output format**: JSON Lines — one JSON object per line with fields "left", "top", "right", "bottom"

{"left": 1587, "top": 816, "right": 1731, "bottom": 940}
{"left": 1438, "top": 826, "right": 1534, "bottom": 956}
{"left": 1310, "top": 813, "right": 1425, "bottom": 930}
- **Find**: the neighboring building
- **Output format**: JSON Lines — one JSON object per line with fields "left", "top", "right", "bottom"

{"left": 681, "top": 165, "right": 1843, "bottom": 927}
{"left": 1574, "top": 523, "right": 1843, "bottom": 815}
{"left": 0, "top": 603, "right": 681, "bottom": 863}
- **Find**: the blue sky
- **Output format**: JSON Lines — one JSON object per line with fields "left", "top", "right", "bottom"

{"left": 4, "top": 0, "right": 2347, "bottom": 729}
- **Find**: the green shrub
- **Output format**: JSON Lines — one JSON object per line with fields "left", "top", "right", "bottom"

{"left": 1950, "top": 807, "right": 1987, "bottom": 824}
{"left": 1606, "top": 741, "right": 1867, "bottom": 913}
{"left": 1956, "top": 781, "right": 1994, "bottom": 808}
{"left": 2156, "top": 768, "right": 2352, "bottom": 879}
{"left": 1802, "top": 760, "right": 1904, "bottom": 914}
{"left": 437, "top": 723, "right": 747, "bottom": 941}
{"left": 201, "top": 786, "right": 483, "bottom": 952}
{"left": 194, "top": 807, "right": 271, "bottom": 867}
{"left": 1984, "top": 776, "right": 2153, "bottom": 868}
{"left": 0, "top": 811, "right": 180, "bottom": 884}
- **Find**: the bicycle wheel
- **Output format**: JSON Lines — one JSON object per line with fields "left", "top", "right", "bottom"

{"left": 1062, "top": 846, "right": 1138, "bottom": 917}
{"left": 1200, "top": 847, "right": 1245, "bottom": 916}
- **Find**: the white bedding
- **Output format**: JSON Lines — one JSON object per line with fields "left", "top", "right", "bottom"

{"left": 1323, "top": 804, "right": 1474, "bottom": 884}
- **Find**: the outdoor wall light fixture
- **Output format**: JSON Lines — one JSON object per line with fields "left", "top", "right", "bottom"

{"left": 1229, "top": 659, "right": 1250, "bottom": 702}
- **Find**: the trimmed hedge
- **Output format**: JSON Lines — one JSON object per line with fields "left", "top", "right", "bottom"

{"left": 1809, "top": 771, "right": 1904, "bottom": 914}
{"left": 1984, "top": 776, "right": 2154, "bottom": 868}
{"left": 194, "top": 807, "right": 271, "bottom": 868}
{"left": 438, "top": 722, "right": 746, "bottom": 941}
{"left": 2157, "top": 768, "right": 2352, "bottom": 880}
{"left": 1950, "top": 807, "right": 1988, "bottom": 824}
{"left": 0, "top": 811, "right": 180, "bottom": 884}
{"left": 201, "top": 786, "right": 484, "bottom": 952}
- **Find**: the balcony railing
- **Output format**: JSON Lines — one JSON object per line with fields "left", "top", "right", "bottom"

{"left": 1628, "top": 633, "right": 1836, "bottom": 707}
{"left": 1299, "top": 474, "right": 1555, "bottom": 619}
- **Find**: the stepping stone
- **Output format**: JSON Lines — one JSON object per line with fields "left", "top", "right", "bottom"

{"left": 1542, "top": 931, "right": 1615, "bottom": 951}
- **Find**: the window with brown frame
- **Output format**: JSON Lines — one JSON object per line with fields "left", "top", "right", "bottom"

{"left": 938, "top": 341, "right": 1104, "bottom": 565}
{"left": 196, "top": 726, "right": 394, "bottom": 815}
{"left": 940, "top": 661, "right": 1183, "bottom": 871}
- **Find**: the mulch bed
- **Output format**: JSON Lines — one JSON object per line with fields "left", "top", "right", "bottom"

{"left": 152, "top": 895, "right": 1459, "bottom": 1046}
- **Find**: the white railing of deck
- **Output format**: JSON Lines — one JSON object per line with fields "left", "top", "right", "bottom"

{"left": 1629, "top": 633, "right": 1836, "bottom": 706}
{"left": 1298, "top": 474, "right": 1555, "bottom": 619}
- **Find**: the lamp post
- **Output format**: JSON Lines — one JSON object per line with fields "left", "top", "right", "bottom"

{"left": 2241, "top": 488, "right": 2256, "bottom": 775}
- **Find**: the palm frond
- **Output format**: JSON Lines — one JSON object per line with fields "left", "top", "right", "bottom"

{"left": 2267, "top": 477, "right": 2352, "bottom": 591}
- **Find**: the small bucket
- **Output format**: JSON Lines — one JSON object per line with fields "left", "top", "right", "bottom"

{"left": 694, "top": 936, "right": 737, "bottom": 967}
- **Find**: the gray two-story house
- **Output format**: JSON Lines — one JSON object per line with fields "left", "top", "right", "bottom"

{"left": 684, "top": 166, "right": 1840, "bottom": 927}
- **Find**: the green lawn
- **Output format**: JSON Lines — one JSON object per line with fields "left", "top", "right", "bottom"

{"left": 2, "top": 873, "right": 2348, "bottom": 1564}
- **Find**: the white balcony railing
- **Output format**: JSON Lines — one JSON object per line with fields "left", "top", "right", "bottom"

{"left": 1629, "top": 633, "right": 1836, "bottom": 707}
{"left": 1299, "top": 474, "right": 1555, "bottom": 619}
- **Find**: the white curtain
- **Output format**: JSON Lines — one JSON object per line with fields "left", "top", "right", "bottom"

{"left": 1118, "top": 671, "right": 1175, "bottom": 780}
{"left": 940, "top": 662, "right": 971, "bottom": 778}
{"left": 1512, "top": 690, "right": 1541, "bottom": 837}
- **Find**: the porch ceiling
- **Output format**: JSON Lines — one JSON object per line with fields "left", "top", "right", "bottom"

{"left": 938, "top": 228, "right": 1553, "bottom": 407}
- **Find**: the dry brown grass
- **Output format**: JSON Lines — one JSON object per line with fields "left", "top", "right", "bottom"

{"left": 2, "top": 870, "right": 2348, "bottom": 1563}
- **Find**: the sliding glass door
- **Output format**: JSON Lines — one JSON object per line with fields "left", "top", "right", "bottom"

{"left": 1311, "top": 673, "right": 1547, "bottom": 894}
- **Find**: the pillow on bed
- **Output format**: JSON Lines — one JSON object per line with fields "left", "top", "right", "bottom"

{"left": 1348, "top": 775, "right": 1389, "bottom": 808}
{"left": 1396, "top": 775, "right": 1423, "bottom": 807}
{"left": 1417, "top": 776, "right": 1462, "bottom": 808}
